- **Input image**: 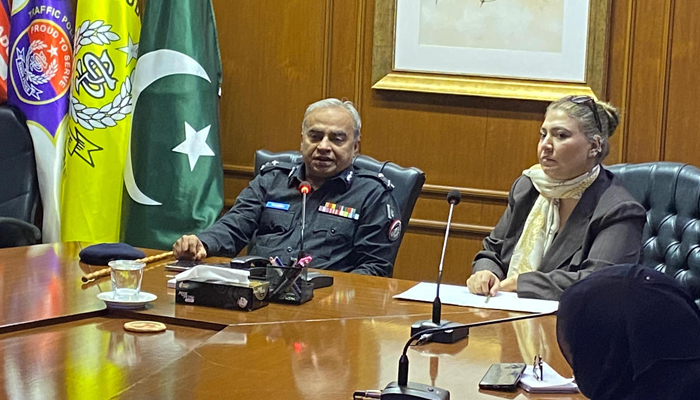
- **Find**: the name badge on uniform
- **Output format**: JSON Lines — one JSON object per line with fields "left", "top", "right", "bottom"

{"left": 318, "top": 202, "right": 359, "bottom": 220}
{"left": 265, "top": 201, "right": 290, "bottom": 211}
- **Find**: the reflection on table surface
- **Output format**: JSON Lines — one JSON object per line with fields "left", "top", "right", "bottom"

{"left": 114, "top": 315, "right": 583, "bottom": 400}
{"left": 0, "top": 317, "right": 217, "bottom": 400}
{"left": 0, "top": 243, "right": 105, "bottom": 331}
{"left": 0, "top": 243, "right": 585, "bottom": 399}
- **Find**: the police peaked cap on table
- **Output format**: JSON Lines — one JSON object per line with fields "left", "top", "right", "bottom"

{"left": 79, "top": 243, "right": 146, "bottom": 265}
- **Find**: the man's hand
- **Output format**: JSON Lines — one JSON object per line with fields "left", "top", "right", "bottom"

{"left": 173, "top": 235, "right": 207, "bottom": 260}
{"left": 466, "top": 270, "right": 501, "bottom": 296}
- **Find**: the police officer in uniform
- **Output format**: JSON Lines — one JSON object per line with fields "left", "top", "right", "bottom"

{"left": 173, "top": 98, "right": 402, "bottom": 277}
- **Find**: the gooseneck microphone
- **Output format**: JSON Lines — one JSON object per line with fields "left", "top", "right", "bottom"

{"left": 267, "top": 181, "right": 316, "bottom": 303}
{"left": 435, "top": 190, "right": 461, "bottom": 323}
{"left": 373, "top": 312, "right": 554, "bottom": 400}
{"left": 410, "top": 190, "right": 465, "bottom": 344}
{"left": 298, "top": 181, "right": 312, "bottom": 258}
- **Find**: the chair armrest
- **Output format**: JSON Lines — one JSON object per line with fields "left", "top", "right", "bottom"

{"left": 0, "top": 217, "right": 41, "bottom": 248}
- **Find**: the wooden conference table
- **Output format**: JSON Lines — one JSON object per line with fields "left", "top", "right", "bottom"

{"left": 0, "top": 243, "right": 585, "bottom": 399}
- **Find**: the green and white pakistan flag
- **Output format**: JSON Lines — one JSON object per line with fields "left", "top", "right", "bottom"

{"left": 121, "top": 0, "right": 223, "bottom": 249}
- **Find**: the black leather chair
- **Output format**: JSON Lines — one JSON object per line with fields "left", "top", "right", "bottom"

{"left": 0, "top": 105, "right": 41, "bottom": 248}
{"left": 254, "top": 149, "right": 426, "bottom": 268}
{"left": 608, "top": 162, "right": 700, "bottom": 302}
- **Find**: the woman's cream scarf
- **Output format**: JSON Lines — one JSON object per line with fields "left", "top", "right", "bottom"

{"left": 507, "top": 164, "right": 600, "bottom": 278}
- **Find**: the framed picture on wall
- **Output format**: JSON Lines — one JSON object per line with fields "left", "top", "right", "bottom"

{"left": 371, "top": 0, "right": 611, "bottom": 101}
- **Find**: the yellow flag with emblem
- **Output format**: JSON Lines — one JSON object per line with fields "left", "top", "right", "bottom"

{"left": 61, "top": 0, "right": 141, "bottom": 242}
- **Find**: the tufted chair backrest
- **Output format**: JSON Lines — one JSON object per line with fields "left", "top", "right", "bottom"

{"left": 607, "top": 162, "right": 700, "bottom": 302}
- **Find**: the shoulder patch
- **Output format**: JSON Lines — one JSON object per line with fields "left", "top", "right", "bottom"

{"left": 388, "top": 219, "right": 402, "bottom": 242}
{"left": 259, "top": 160, "right": 295, "bottom": 175}
{"left": 356, "top": 171, "right": 394, "bottom": 190}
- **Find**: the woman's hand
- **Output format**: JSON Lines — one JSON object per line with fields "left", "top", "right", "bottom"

{"left": 499, "top": 276, "right": 518, "bottom": 292}
{"left": 467, "top": 270, "right": 501, "bottom": 296}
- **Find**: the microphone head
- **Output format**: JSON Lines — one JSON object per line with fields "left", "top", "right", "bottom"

{"left": 446, "top": 189, "right": 461, "bottom": 205}
{"left": 299, "top": 181, "right": 312, "bottom": 195}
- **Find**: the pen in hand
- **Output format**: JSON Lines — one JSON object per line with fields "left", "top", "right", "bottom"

{"left": 485, "top": 294, "right": 491, "bottom": 304}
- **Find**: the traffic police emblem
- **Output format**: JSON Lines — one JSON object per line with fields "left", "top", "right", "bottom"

{"left": 11, "top": 19, "right": 72, "bottom": 103}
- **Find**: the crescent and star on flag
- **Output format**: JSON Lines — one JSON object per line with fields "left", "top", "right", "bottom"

{"left": 123, "top": 49, "right": 213, "bottom": 206}
{"left": 172, "top": 122, "right": 215, "bottom": 172}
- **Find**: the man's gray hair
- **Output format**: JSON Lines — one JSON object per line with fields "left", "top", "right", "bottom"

{"left": 302, "top": 98, "right": 362, "bottom": 143}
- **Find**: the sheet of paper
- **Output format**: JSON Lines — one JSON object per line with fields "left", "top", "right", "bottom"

{"left": 393, "top": 282, "right": 558, "bottom": 314}
{"left": 519, "top": 362, "right": 578, "bottom": 393}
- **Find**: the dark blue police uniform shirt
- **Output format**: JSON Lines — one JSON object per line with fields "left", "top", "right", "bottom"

{"left": 197, "top": 161, "right": 401, "bottom": 277}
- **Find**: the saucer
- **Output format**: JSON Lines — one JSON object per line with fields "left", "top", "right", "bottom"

{"left": 97, "top": 291, "right": 157, "bottom": 310}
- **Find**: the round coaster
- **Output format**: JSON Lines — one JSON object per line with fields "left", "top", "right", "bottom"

{"left": 123, "top": 321, "right": 167, "bottom": 333}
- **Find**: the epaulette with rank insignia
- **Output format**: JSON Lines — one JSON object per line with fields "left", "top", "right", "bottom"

{"left": 356, "top": 171, "right": 395, "bottom": 190}
{"left": 259, "top": 160, "right": 296, "bottom": 175}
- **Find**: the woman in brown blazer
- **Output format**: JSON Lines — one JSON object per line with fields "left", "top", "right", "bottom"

{"left": 466, "top": 96, "right": 646, "bottom": 300}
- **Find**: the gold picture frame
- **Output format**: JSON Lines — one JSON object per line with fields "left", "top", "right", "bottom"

{"left": 371, "top": 0, "right": 611, "bottom": 101}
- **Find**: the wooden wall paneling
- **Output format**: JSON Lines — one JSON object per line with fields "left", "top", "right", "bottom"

{"left": 480, "top": 100, "right": 546, "bottom": 192}
{"left": 604, "top": 0, "right": 634, "bottom": 165}
{"left": 327, "top": 0, "right": 364, "bottom": 101}
{"left": 410, "top": 197, "right": 481, "bottom": 225}
{"left": 361, "top": 92, "right": 492, "bottom": 187}
{"left": 661, "top": 0, "right": 700, "bottom": 166}
{"left": 623, "top": 0, "right": 673, "bottom": 163}
{"left": 657, "top": 0, "right": 676, "bottom": 163}
{"left": 353, "top": 0, "right": 368, "bottom": 111}
{"left": 479, "top": 200, "right": 509, "bottom": 228}
{"left": 394, "top": 233, "right": 485, "bottom": 285}
{"left": 410, "top": 185, "right": 507, "bottom": 227}
{"left": 322, "top": 0, "right": 333, "bottom": 98}
{"left": 213, "top": 0, "right": 334, "bottom": 204}
{"left": 221, "top": 163, "right": 253, "bottom": 201}
{"left": 213, "top": 0, "right": 329, "bottom": 169}
{"left": 223, "top": 179, "right": 250, "bottom": 209}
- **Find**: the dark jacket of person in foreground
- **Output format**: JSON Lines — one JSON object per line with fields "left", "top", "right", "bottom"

{"left": 557, "top": 264, "right": 700, "bottom": 400}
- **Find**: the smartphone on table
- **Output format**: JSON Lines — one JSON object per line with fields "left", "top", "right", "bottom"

{"left": 478, "top": 363, "right": 526, "bottom": 391}
{"left": 164, "top": 259, "right": 199, "bottom": 272}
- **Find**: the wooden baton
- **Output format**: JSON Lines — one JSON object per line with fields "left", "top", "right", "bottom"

{"left": 80, "top": 251, "right": 174, "bottom": 282}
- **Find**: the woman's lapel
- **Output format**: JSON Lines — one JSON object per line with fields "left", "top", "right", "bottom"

{"left": 538, "top": 170, "right": 611, "bottom": 272}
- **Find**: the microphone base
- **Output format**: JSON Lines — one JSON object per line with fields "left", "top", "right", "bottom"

{"left": 410, "top": 320, "right": 469, "bottom": 344}
{"left": 381, "top": 381, "right": 450, "bottom": 400}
